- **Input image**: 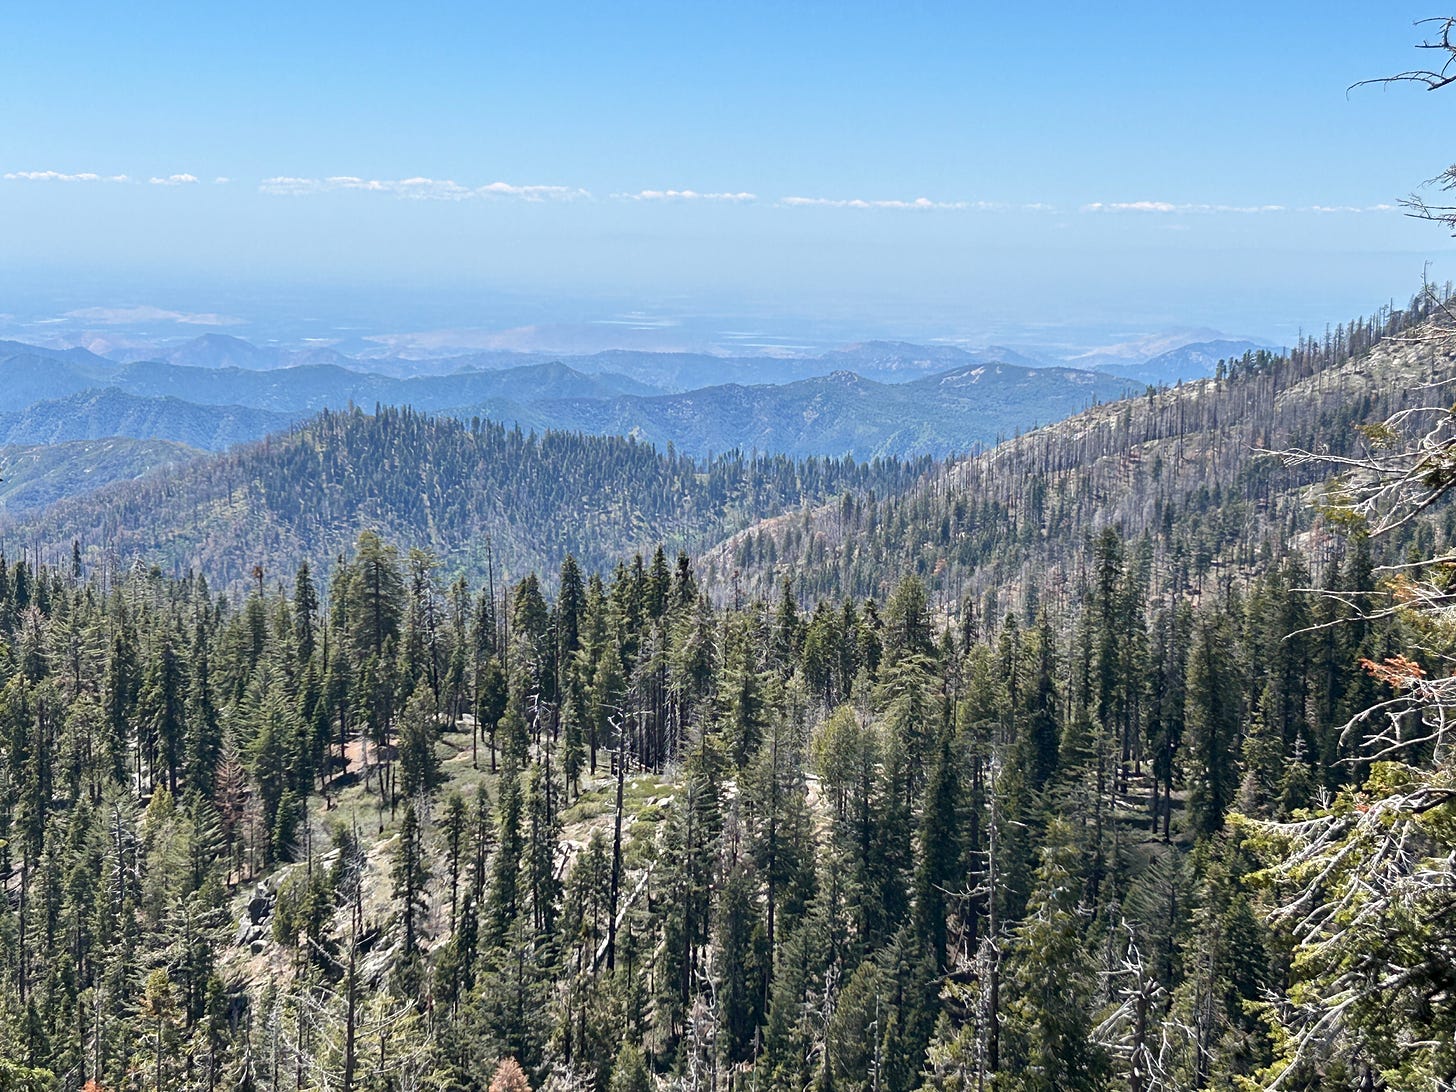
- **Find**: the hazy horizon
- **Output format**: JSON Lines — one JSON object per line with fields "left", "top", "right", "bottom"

{"left": 5, "top": 2, "right": 1454, "bottom": 358}
{"left": 0, "top": 263, "right": 1440, "bottom": 363}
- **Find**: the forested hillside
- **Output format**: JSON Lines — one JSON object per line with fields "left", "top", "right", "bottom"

{"left": 0, "top": 390, "right": 297, "bottom": 453}
{"left": 1, "top": 407, "right": 926, "bottom": 594}
{"left": 0, "top": 432, "right": 1439, "bottom": 1089}
{"left": 0, "top": 439, "right": 203, "bottom": 515}
{"left": 703, "top": 296, "right": 1456, "bottom": 612}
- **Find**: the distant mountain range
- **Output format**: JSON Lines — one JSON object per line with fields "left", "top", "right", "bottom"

{"left": 20, "top": 328, "right": 1276, "bottom": 384}
{"left": 0, "top": 340, "right": 1135, "bottom": 461}
{"left": 103, "top": 332, "right": 353, "bottom": 371}
{"left": 0, "top": 347, "right": 661, "bottom": 413}
{"left": 1091, "top": 339, "right": 1270, "bottom": 386}
{"left": 0, "top": 330, "right": 1279, "bottom": 514}
{"left": 0, "top": 307, "right": 1407, "bottom": 605}
{"left": 71, "top": 332, "right": 1066, "bottom": 386}
{"left": 509, "top": 363, "right": 1132, "bottom": 459}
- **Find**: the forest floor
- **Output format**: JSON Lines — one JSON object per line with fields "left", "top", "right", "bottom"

{"left": 221, "top": 714, "right": 682, "bottom": 993}
{"left": 220, "top": 714, "right": 1187, "bottom": 1000}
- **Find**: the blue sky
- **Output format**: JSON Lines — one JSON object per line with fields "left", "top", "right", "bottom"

{"left": 2, "top": 1, "right": 1453, "bottom": 351}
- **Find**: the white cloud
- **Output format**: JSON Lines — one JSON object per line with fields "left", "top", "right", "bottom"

{"left": 780, "top": 195, "right": 973, "bottom": 210}
{"left": 213, "top": 176, "right": 231, "bottom": 184}
{"left": 1082, "top": 201, "right": 1288, "bottom": 213}
{"left": 615, "top": 189, "right": 758, "bottom": 202}
{"left": 1081, "top": 200, "right": 1398, "bottom": 215}
{"left": 4, "top": 170, "right": 128, "bottom": 183}
{"left": 61, "top": 305, "right": 243, "bottom": 326}
{"left": 256, "top": 176, "right": 317, "bottom": 195}
{"left": 6, "top": 170, "right": 209, "bottom": 187}
{"left": 477, "top": 180, "right": 589, "bottom": 200}
{"left": 1082, "top": 200, "right": 1179, "bottom": 213}
{"left": 1306, "top": 203, "right": 1397, "bottom": 213}
{"left": 259, "top": 175, "right": 590, "bottom": 201}
{"left": 336, "top": 176, "right": 473, "bottom": 198}
{"left": 777, "top": 195, "right": 1046, "bottom": 211}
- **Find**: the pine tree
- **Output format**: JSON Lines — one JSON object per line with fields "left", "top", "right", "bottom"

{"left": 487, "top": 758, "right": 525, "bottom": 945}
{"left": 344, "top": 531, "right": 404, "bottom": 659}
{"left": 139, "top": 631, "right": 186, "bottom": 794}
{"left": 294, "top": 561, "right": 319, "bottom": 669}
{"left": 185, "top": 618, "right": 221, "bottom": 795}
{"left": 882, "top": 574, "right": 933, "bottom": 663}
{"left": 609, "top": 1041, "right": 650, "bottom": 1092}
{"left": 1014, "top": 616, "right": 1061, "bottom": 792}
{"left": 398, "top": 678, "right": 442, "bottom": 798}
{"left": 912, "top": 728, "right": 960, "bottom": 968}
{"left": 1184, "top": 610, "right": 1242, "bottom": 839}
{"left": 392, "top": 801, "right": 430, "bottom": 959}
{"left": 998, "top": 820, "right": 1109, "bottom": 1091}
{"left": 522, "top": 763, "right": 561, "bottom": 937}
{"left": 714, "top": 859, "right": 766, "bottom": 1065}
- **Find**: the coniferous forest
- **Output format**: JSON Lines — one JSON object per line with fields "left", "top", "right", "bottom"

{"left": 6, "top": 13, "right": 1456, "bottom": 1092}
{"left": 2, "top": 288, "right": 1456, "bottom": 1090}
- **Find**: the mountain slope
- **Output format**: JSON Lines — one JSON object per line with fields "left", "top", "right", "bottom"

{"left": 0, "top": 351, "right": 119, "bottom": 405}
{"left": 815, "top": 339, "right": 1050, "bottom": 376}
{"left": 0, "top": 389, "right": 298, "bottom": 451}
{"left": 3, "top": 406, "right": 927, "bottom": 591}
{"left": 480, "top": 363, "right": 1134, "bottom": 459}
{"left": 0, "top": 340, "right": 115, "bottom": 367}
{"left": 700, "top": 307, "right": 1452, "bottom": 607}
{"left": 0, "top": 437, "right": 204, "bottom": 514}
{"left": 1094, "top": 338, "right": 1272, "bottom": 385}
{"left": 0, "top": 354, "right": 662, "bottom": 416}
